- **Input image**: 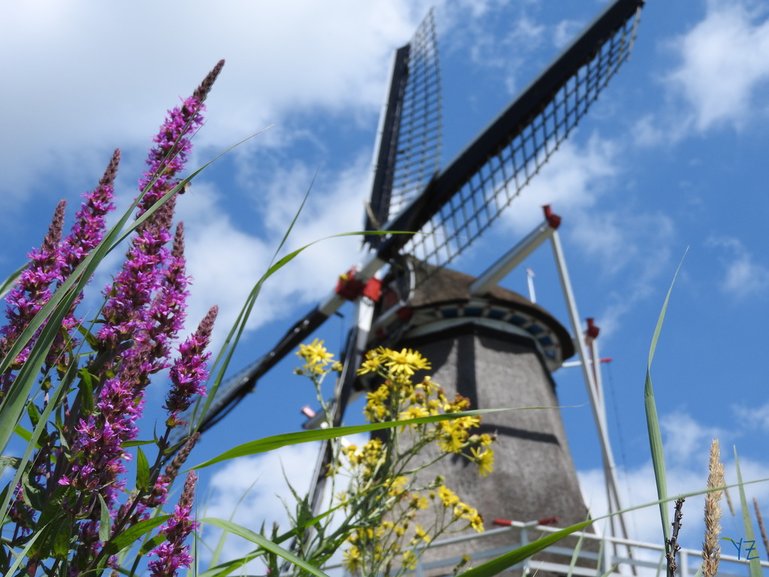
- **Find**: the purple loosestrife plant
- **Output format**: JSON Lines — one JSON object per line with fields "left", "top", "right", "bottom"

{"left": 97, "top": 60, "right": 224, "bottom": 356}
{"left": 148, "top": 472, "right": 198, "bottom": 577}
{"left": 165, "top": 305, "right": 217, "bottom": 425}
{"left": 59, "top": 149, "right": 120, "bottom": 278}
{"left": 0, "top": 200, "right": 66, "bottom": 374}
{"left": 0, "top": 60, "right": 225, "bottom": 577}
{"left": 46, "top": 150, "right": 120, "bottom": 370}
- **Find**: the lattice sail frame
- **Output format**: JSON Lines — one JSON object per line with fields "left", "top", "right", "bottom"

{"left": 366, "top": 9, "right": 442, "bottom": 243}
{"left": 394, "top": 6, "right": 642, "bottom": 271}
{"left": 387, "top": 10, "right": 442, "bottom": 220}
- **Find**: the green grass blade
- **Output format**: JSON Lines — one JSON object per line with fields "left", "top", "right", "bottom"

{"left": 733, "top": 446, "right": 762, "bottom": 577}
{"left": 0, "top": 262, "right": 24, "bottom": 301}
{"left": 645, "top": 251, "right": 687, "bottom": 550}
{"left": 191, "top": 407, "right": 532, "bottom": 470}
{"left": 566, "top": 519, "right": 586, "bottom": 577}
{"left": 598, "top": 564, "right": 618, "bottom": 577}
{"left": 193, "top": 171, "right": 317, "bottom": 429}
{"left": 3, "top": 522, "right": 48, "bottom": 577}
{"left": 593, "top": 531, "right": 605, "bottom": 577}
{"left": 196, "top": 553, "right": 262, "bottom": 577}
{"left": 201, "top": 518, "right": 329, "bottom": 577}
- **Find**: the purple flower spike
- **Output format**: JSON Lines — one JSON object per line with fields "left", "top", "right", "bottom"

{"left": 44, "top": 151, "right": 120, "bottom": 366}
{"left": 165, "top": 306, "right": 217, "bottom": 424}
{"left": 193, "top": 59, "right": 225, "bottom": 103}
{"left": 139, "top": 59, "right": 223, "bottom": 217}
{"left": 97, "top": 216, "right": 171, "bottom": 349}
{"left": 145, "top": 221, "right": 189, "bottom": 371}
{"left": 149, "top": 472, "right": 198, "bottom": 577}
{"left": 97, "top": 62, "right": 225, "bottom": 353}
{"left": 0, "top": 200, "right": 66, "bottom": 368}
{"left": 137, "top": 99, "right": 203, "bottom": 217}
{"left": 60, "top": 149, "right": 119, "bottom": 278}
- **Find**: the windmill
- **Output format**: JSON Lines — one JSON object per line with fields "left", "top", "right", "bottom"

{"left": 184, "top": 0, "right": 645, "bottom": 570}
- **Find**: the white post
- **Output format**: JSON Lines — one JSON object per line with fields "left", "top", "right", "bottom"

{"left": 549, "top": 230, "right": 629, "bottom": 543}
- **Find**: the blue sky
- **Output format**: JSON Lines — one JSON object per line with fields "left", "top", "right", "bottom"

{"left": 2, "top": 0, "right": 769, "bottom": 564}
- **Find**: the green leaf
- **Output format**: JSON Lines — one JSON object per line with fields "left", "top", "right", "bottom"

{"left": 566, "top": 517, "right": 587, "bottom": 577}
{"left": 136, "top": 446, "right": 150, "bottom": 492}
{"left": 105, "top": 515, "right": 170, "bottom": 556}
{"left": 75, "top": 323, "right": 99, "bottom": 348}
{"left": 98, "top": 493, "right": 112, "bottom": 543}
{"left": 122, "top": 439, "right": 157, "bottom": 448}
{"left": 139, "top": 533, "right": 167, "bottom": 556}
{"left": 201, "top": 518, "right": 330, "bottom": 577}
{"left": 13, "top": 425, "right": 32, "bottom": 443}
{"left": 78, "top": 367, "right": 95, "bottom": 414}
{"left": 192, "top": 407, "right": 519, "bottom": 469}
{"left": 644, "top": 250, "right": 687, "bottom": 550}
{"left": 26, "top": 402, "right": 41, "bottom": 428}
{"left": 734, "top": 446, "right": 762, "bottom": 577}
{"left": 52, "top": 516, "right": 73, "bottom": 559}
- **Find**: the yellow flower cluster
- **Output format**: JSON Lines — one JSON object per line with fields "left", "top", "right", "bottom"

{"left": 358, "top": 346, "right": 431, "bottom": 379}
{"left": 295, "top": 338, "right": 334, "bottom": 375}
{"left": 295, "top": 342, "right": 494, "bottom": 577}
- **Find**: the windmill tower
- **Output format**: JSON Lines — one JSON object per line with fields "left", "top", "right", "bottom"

{"left": 184, "top": 0, "right": 645, "bottom": 571}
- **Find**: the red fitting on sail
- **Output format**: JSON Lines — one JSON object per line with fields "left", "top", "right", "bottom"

{"left": 335, "top": 268, "right": 365, "bottom": 300}
{"left": 363, "top": 278, "right": 382, "bottom": 302}
{"left": 585, "top": 317, "right": 600, "bottom": 340}
{"left": 336, "top": 269, "right": 382, "bottom": 302}
{"left": 543, "top": 205, "right": 561, "bottom": 229}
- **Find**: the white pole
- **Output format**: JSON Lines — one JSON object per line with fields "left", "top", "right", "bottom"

{"left": 549, "top": 230, "right": 629, "bottom": 543}
{"left": 526, "top": 268, "right": 537, "bottom": 303}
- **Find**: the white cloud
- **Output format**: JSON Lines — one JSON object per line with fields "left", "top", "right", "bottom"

{"left": 667, "top": 0, "right": 769, "bottom": 132}
{"left": 200, "top": 442, "right": 320, "bottom": 573}
{"left": 733, "top": 402, "right": 769, "bottom": 432}
{"left": 200, "top": 433, "right": 368, "bottom": 572}
{"left": 176, "top": 156, "right": 371, "bottom": 348}
{"left": 440, "top": 4, "right": 544, "bottom": 95}
{"left": 0, "top": 0, "right": 434, "bottom": 202}
{"left": 553, "top": 19, "right": 584, "bottom": 49}
{"left": 659, "top": 411, "right": 728, "bottom": 463}
{"left": 707, "top": 236, "right": 769, "bottom": 299}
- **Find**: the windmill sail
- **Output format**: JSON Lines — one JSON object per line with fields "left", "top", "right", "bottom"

{"left": 184, "top": 0, "right": 644, "bottom": 437}
{"left": 365, "top": 9, "right": 442, "bottom": 246}
{"left": 378, "top": 0, "right": 643, "bottom": 268}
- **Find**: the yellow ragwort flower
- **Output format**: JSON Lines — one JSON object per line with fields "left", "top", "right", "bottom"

{"left": 402, "top": 550, "right": 418, "bottom": 571}
{"left": 437, "top": 485, "right": 460, "bottom": 507}
{"left": 343, "top": 545, "right": 362, "bottom": 572}
{"left": 470, "top": 512, "right": 484, "bottom": 533}
{"left": 379, "top": 347, "right": 431, "bottom": 378}
{"left": 357, "top": 346, "right": 387, "bottom": 375}
{"left": 398, "top": 405, "right": 430, "bottom": 421}
{"left": 409, "top": 494, "right": 429, "bottom": 510}
{"left": 471, "top": 446, "right": 495, "bottom": 477}
{"left": 296, "top": 338, "right": 334, "bottom": 373}
{"left": 388, "top": 475, "right": 409, "bottom": 496}
{"left": 414, "top": 524, "right": 431, "bottom": 543}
